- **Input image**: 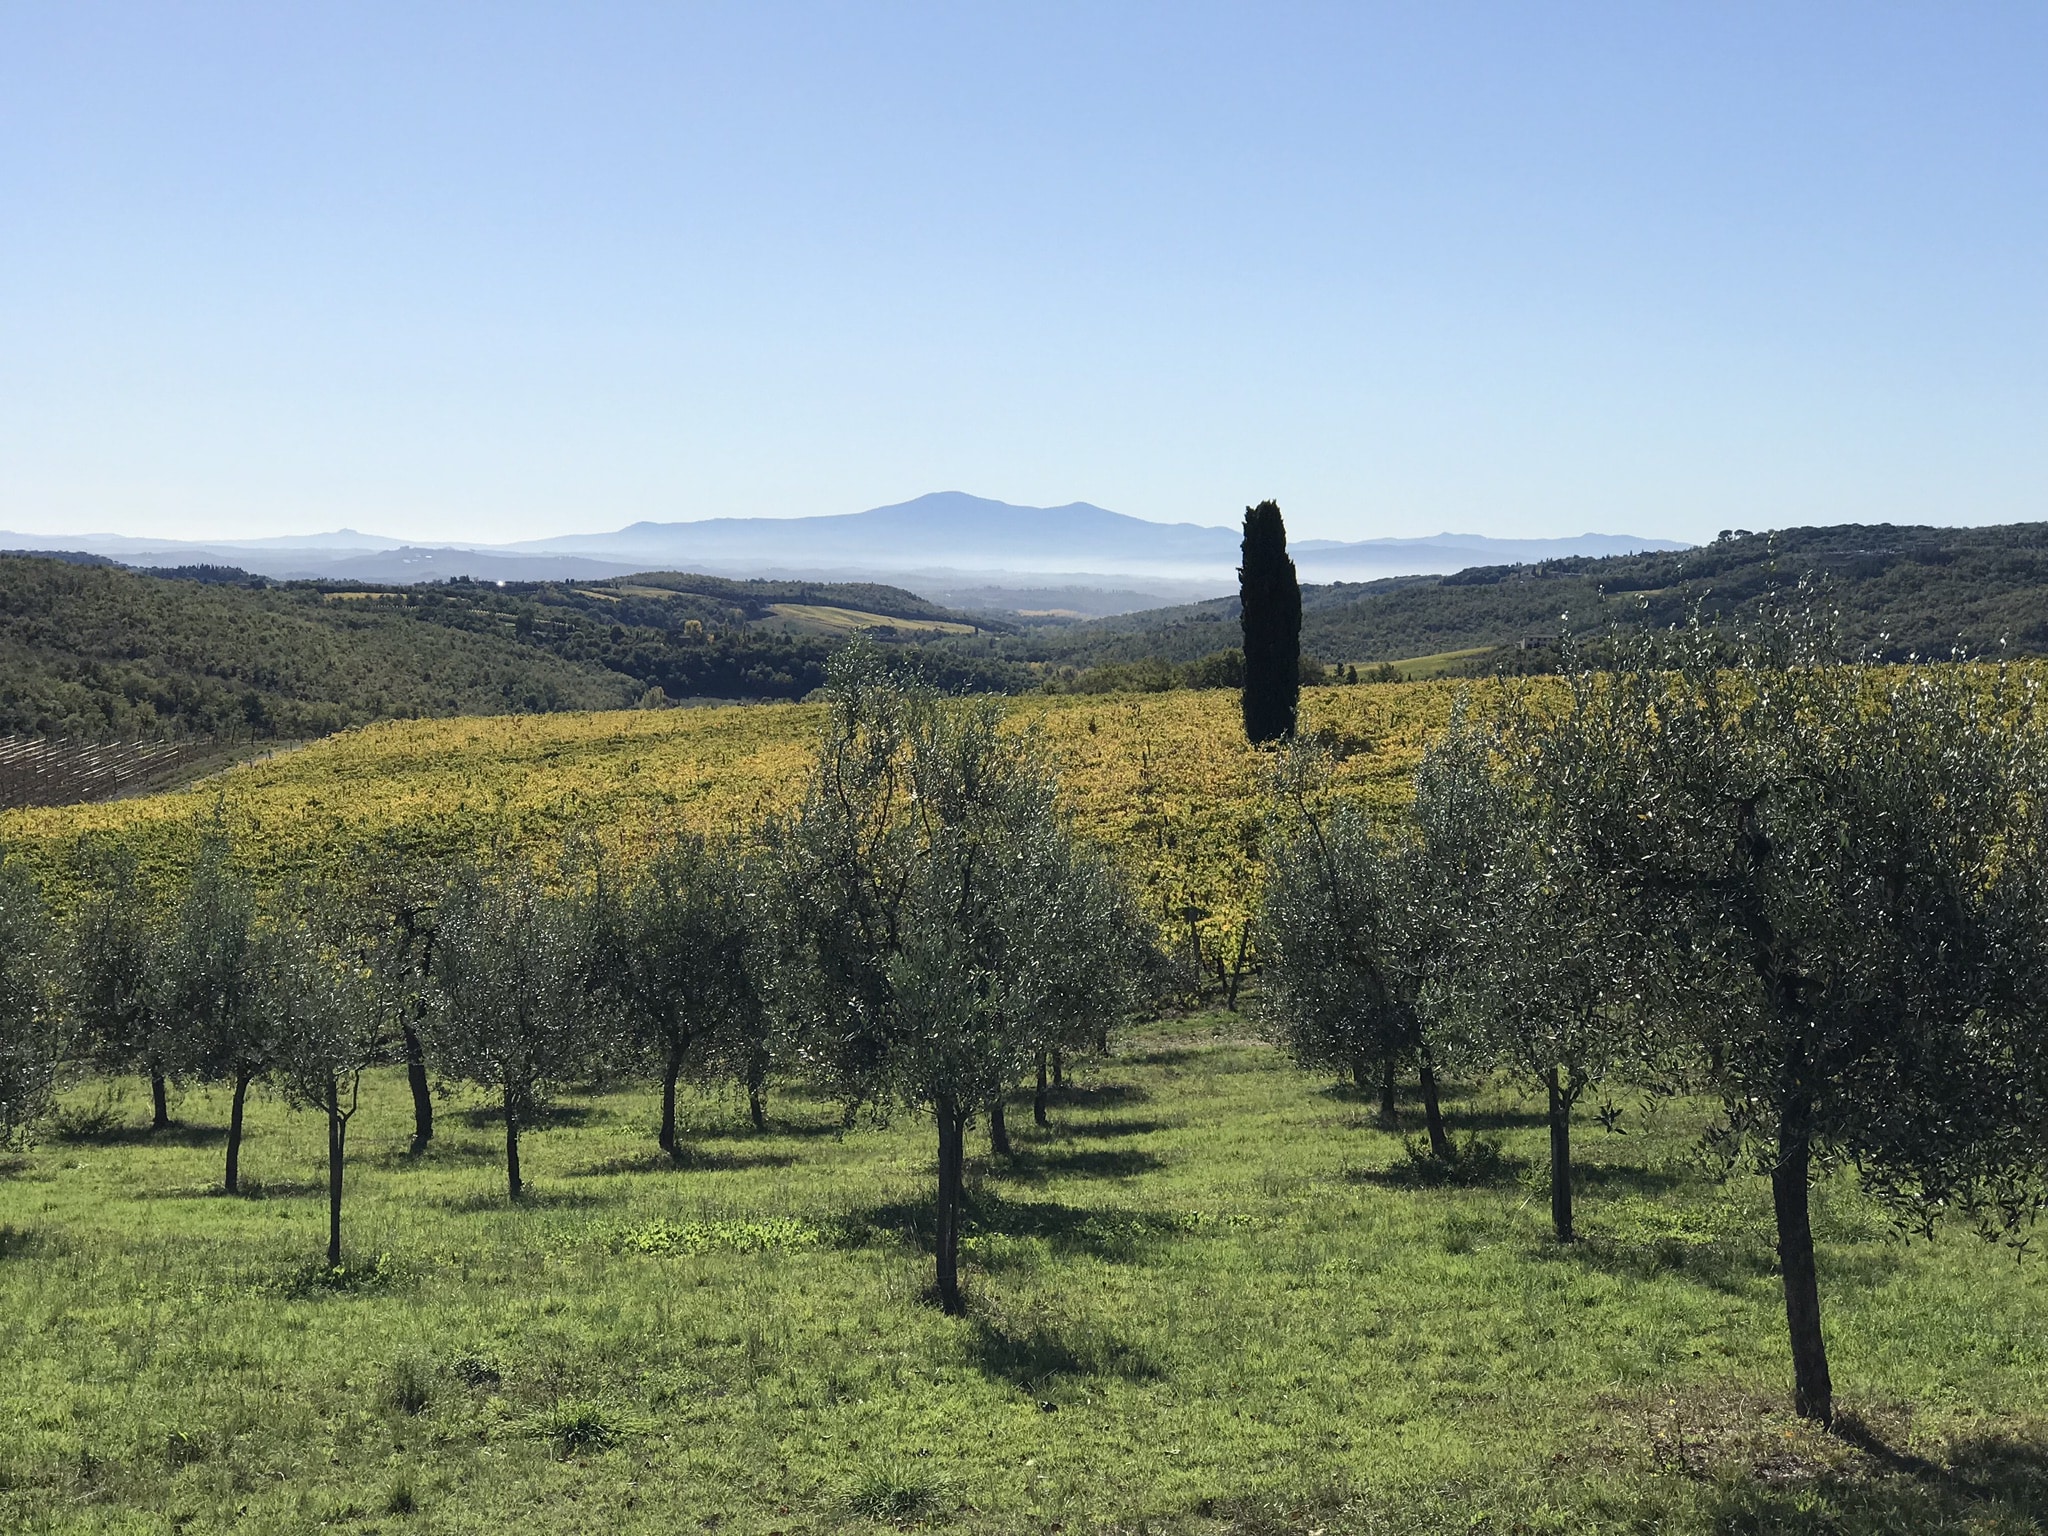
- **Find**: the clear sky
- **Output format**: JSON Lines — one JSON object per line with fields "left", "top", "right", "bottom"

{"left": 1, "top": 3, "right": 2041, "bottom": 545}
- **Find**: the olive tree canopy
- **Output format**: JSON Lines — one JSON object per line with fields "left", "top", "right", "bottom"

{"left": 768, "top": 649, "right": 1150, "bottom": 1313}
{"left": 0, "top": 857, "right": 57, "bottom": 1147}
{"left": 426, "top": 857, "right": 596, "bottom": 1200}
{"left": 1539, "top": 620, "right": 2048, "bottom": 1425}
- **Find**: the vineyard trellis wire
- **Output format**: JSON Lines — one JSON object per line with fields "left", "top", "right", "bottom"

{"left": 0, "top": 736, "right": 225, "bottom": 810}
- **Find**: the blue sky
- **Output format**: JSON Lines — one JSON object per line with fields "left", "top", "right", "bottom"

{"left": 1, "top": 3, "right": 2041, "bottom": 545}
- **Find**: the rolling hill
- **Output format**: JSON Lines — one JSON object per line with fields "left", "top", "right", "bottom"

{"left": 0, "top": 558, "right": 1016, "bottom": 741}
{"left": 998, "top": 522, "right": 2048, "bottom": 675}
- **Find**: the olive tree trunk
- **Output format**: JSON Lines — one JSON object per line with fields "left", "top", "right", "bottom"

{"left": 224, "top": 1069, "right": 252, "bottom": 1194}
{"left": 1773, "top": 1099, "right": 1832, "bottom": 1424}
{"left": 326, "top": 1086, "right": 348, "bottom": 1269}
{"left": 1417, "top": 1053, "right": 1451, "bottom": 1159}
{"left": 503, "top": 1085, "right": 524, "bottom": 1200}
{"left": 1034, "top": 1053, "right": 1050, "bottom": 1127}
{"left": 1545, "top": 1067, "right": 1575, "bottom": 1243}
{"left": 402, "top": 1023, "right": 433, "bottom": 1154}
{"left": 934, "top": 1099, "right": 968, "bottom": 1316}
{"left": 988, "top": 1097, "right": 1012, "bottom": 1156}
{"left": 659, "top": 1043, "right": 685, "bottom": 1160}
{"left": 150, "top": 1070, "right": 170, "bottom": 1131}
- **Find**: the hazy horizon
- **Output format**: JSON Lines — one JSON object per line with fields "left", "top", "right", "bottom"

{"left": 0, "top": 490, "right": 1694, "bottom": 551}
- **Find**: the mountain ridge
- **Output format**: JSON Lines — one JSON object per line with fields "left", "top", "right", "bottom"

{"left": 0, "top": 492, "right": 1686, "bottom": 598}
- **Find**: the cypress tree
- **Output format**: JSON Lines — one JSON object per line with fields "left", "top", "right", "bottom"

{"left": 1239, "top": 500, "right": 1301, "bottom": 743}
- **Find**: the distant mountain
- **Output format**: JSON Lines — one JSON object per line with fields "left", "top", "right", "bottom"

{"left": 1292, "top": 530, "right": 1690, "bottom": 577}
{"left": 513, "top": 492, "right": 1688, "bottom": 582}
{"left": 512, "top": 493, "right": 1236, "bottom": 571}
{"left": 185, "top": 527, "right": 405, "bottom": 552}
{"left": 0, "top": 533, "right": 639, "bottom": 584}
{"left": 0, "top": 494, "right": 1687, "bottom": 597}
{"left": 305, "top": 547, "right": 641, "bottom": 584}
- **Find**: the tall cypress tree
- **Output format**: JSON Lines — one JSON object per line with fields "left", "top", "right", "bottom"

{"left": 1239, "top": 500, "right": 1301, "bottom": 743}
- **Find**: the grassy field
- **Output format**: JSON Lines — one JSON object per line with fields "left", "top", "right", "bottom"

{"left": 762, "top": 604, "right": 981, "bottom": 636}
{"left": 5, "top": 1011, "right": 2047, "bottom": 1534}
{"left": 1378, "top": 648, "right": 1499, "bottom": 681}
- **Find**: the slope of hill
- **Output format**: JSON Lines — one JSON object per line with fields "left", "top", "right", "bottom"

{"left": 0, "top": 558, "right": 639, "bottom": 738}
{"left": 1003, "top": 522, "right": 2048, "bottom": 673}
{"left": 0, "top": 685, "right": 1465, "bottom": 954}
{"left": 0, "top": 558, "right": 1019, "bottom": 740}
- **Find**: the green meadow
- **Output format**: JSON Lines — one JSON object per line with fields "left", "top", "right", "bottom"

{"left": 4, "top": 1011, "right": 2047, "bottom": 1534}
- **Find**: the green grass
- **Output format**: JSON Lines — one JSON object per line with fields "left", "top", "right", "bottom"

{"left": 763, "top": 603, "right": 979, "bottom": 636}
{"left": 5, "top": 1013, "right": 2048, "bottom": 1533}
{"left": 1370, "top": 648, "right": 1502, "bottom": 681}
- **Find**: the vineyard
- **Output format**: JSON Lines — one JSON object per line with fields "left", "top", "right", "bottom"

{"left": 0, "top": 736, "right": 236, "bottom": 810}
{"left": 0, "top": 683, "right": 1481, "bottom": 967}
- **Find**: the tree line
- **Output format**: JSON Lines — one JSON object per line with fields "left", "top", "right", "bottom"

{"left": 0, "top": 647, "right": 1156, "bottom": 1312}
{"left": 1257, "top": 613, "right": 2048, "bottom": 1428}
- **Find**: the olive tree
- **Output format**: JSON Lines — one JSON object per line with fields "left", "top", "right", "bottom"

{"left": 268, "top": 916, "right": 387, "bottom": 1267}
{"left": 1544, "top": 619, "right": 2048, "bottom": 1424}
{"left": 1256, "top": 748, "right": 1455, "bottom": 1155}
{"left": 592, "top": 830, "right": 768, "bottom": 1159}
{"left": 768, "top": 649, "right": 1148, "bottom": 1313}
{"left": 1422, "top": 715, "right": 1642, "bottom": 1241}
{"left": 157, "top": 836, "right": 271, "bottom": 1192}
{"left": 0, "top": 857, "right": 57, "bottom": 1146}
{"left": 65, "top": 843, "right": 177, "bottom": 1130}
{"left": 346, "top": 838, "right": 444, "bottom": 1154}
{"left": 425, "top": 858, "right": 595, "bottom": 1199}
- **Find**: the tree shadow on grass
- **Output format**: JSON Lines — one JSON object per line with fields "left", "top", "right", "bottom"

{"left": 1448, "top": 1106, "right": 1554, "bottom": 1133}
{"left": 149, "top": 1178, "right": 326, "bottom": 1201}
{"left": 1120, "top": 1046, "right": 1209, "bottom": 1068}
{"left": 687, "top": 1116, "right": 847, "bottom": 1142}
{"left": 1061, "top": 1116, "right": 1175, "bottom": 1141}
{"left": 361, "top": 1139, "right": 505, "bottom": 1171}
{"left": 570, "top": 1147, "right": 796, "bottom": 1178}
{"left": 1043, "top": 1081, "right": 1149, "bottom": 1109}
{"left": 1728, "top": 1444, "right": 2048, "bottom": 1535}
{"left": 984, "top": 1146, "right": 1166, "bottom": 1183}
{"left": 456, "top": 1103, "right": 601, "bottom": 1132}
{"left": 54, "top": 1122, "right": 227, "bottom": 1149}
{"left": 1551, "top": 1232, "right": 1777, "bottom": 1297}
{"left": 1640, "top": 1390, "right": 2048, "bottom": 1533}
{"left": 1570, "top": 1161, "right": 1689, "bottom": 1195}
{"left": 0, "top": 1225, "right": 62, "bottom": 1260}
{"left": 965, "top": 1315, "right": 1164, "bottom": 1395}
{"left": 842, "top": 1191, "right": 1200, "bottom": 1263}
{"left": 1348, "top": 1136, "right": 1527, "bottom": 1190}
{"left": 432, "top": 1187, "right": 617, "bottom": 1214}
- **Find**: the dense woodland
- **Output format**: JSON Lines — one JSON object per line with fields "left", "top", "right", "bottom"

{"left": 0, "top": 557, "right": 1023, "bottom": 739}
{"left": 1012, "top": 521, "right": 2048, "bottom": 676}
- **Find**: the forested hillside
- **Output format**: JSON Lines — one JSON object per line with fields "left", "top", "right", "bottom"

{"left": 18, "top": 523, "right": 2048, "bottom": 739}
{"left": 995, "top": 521, "right": 2048, "bottom": 674}
{"left": 0, "top": 558, "right": 1021, "bottom": 738}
